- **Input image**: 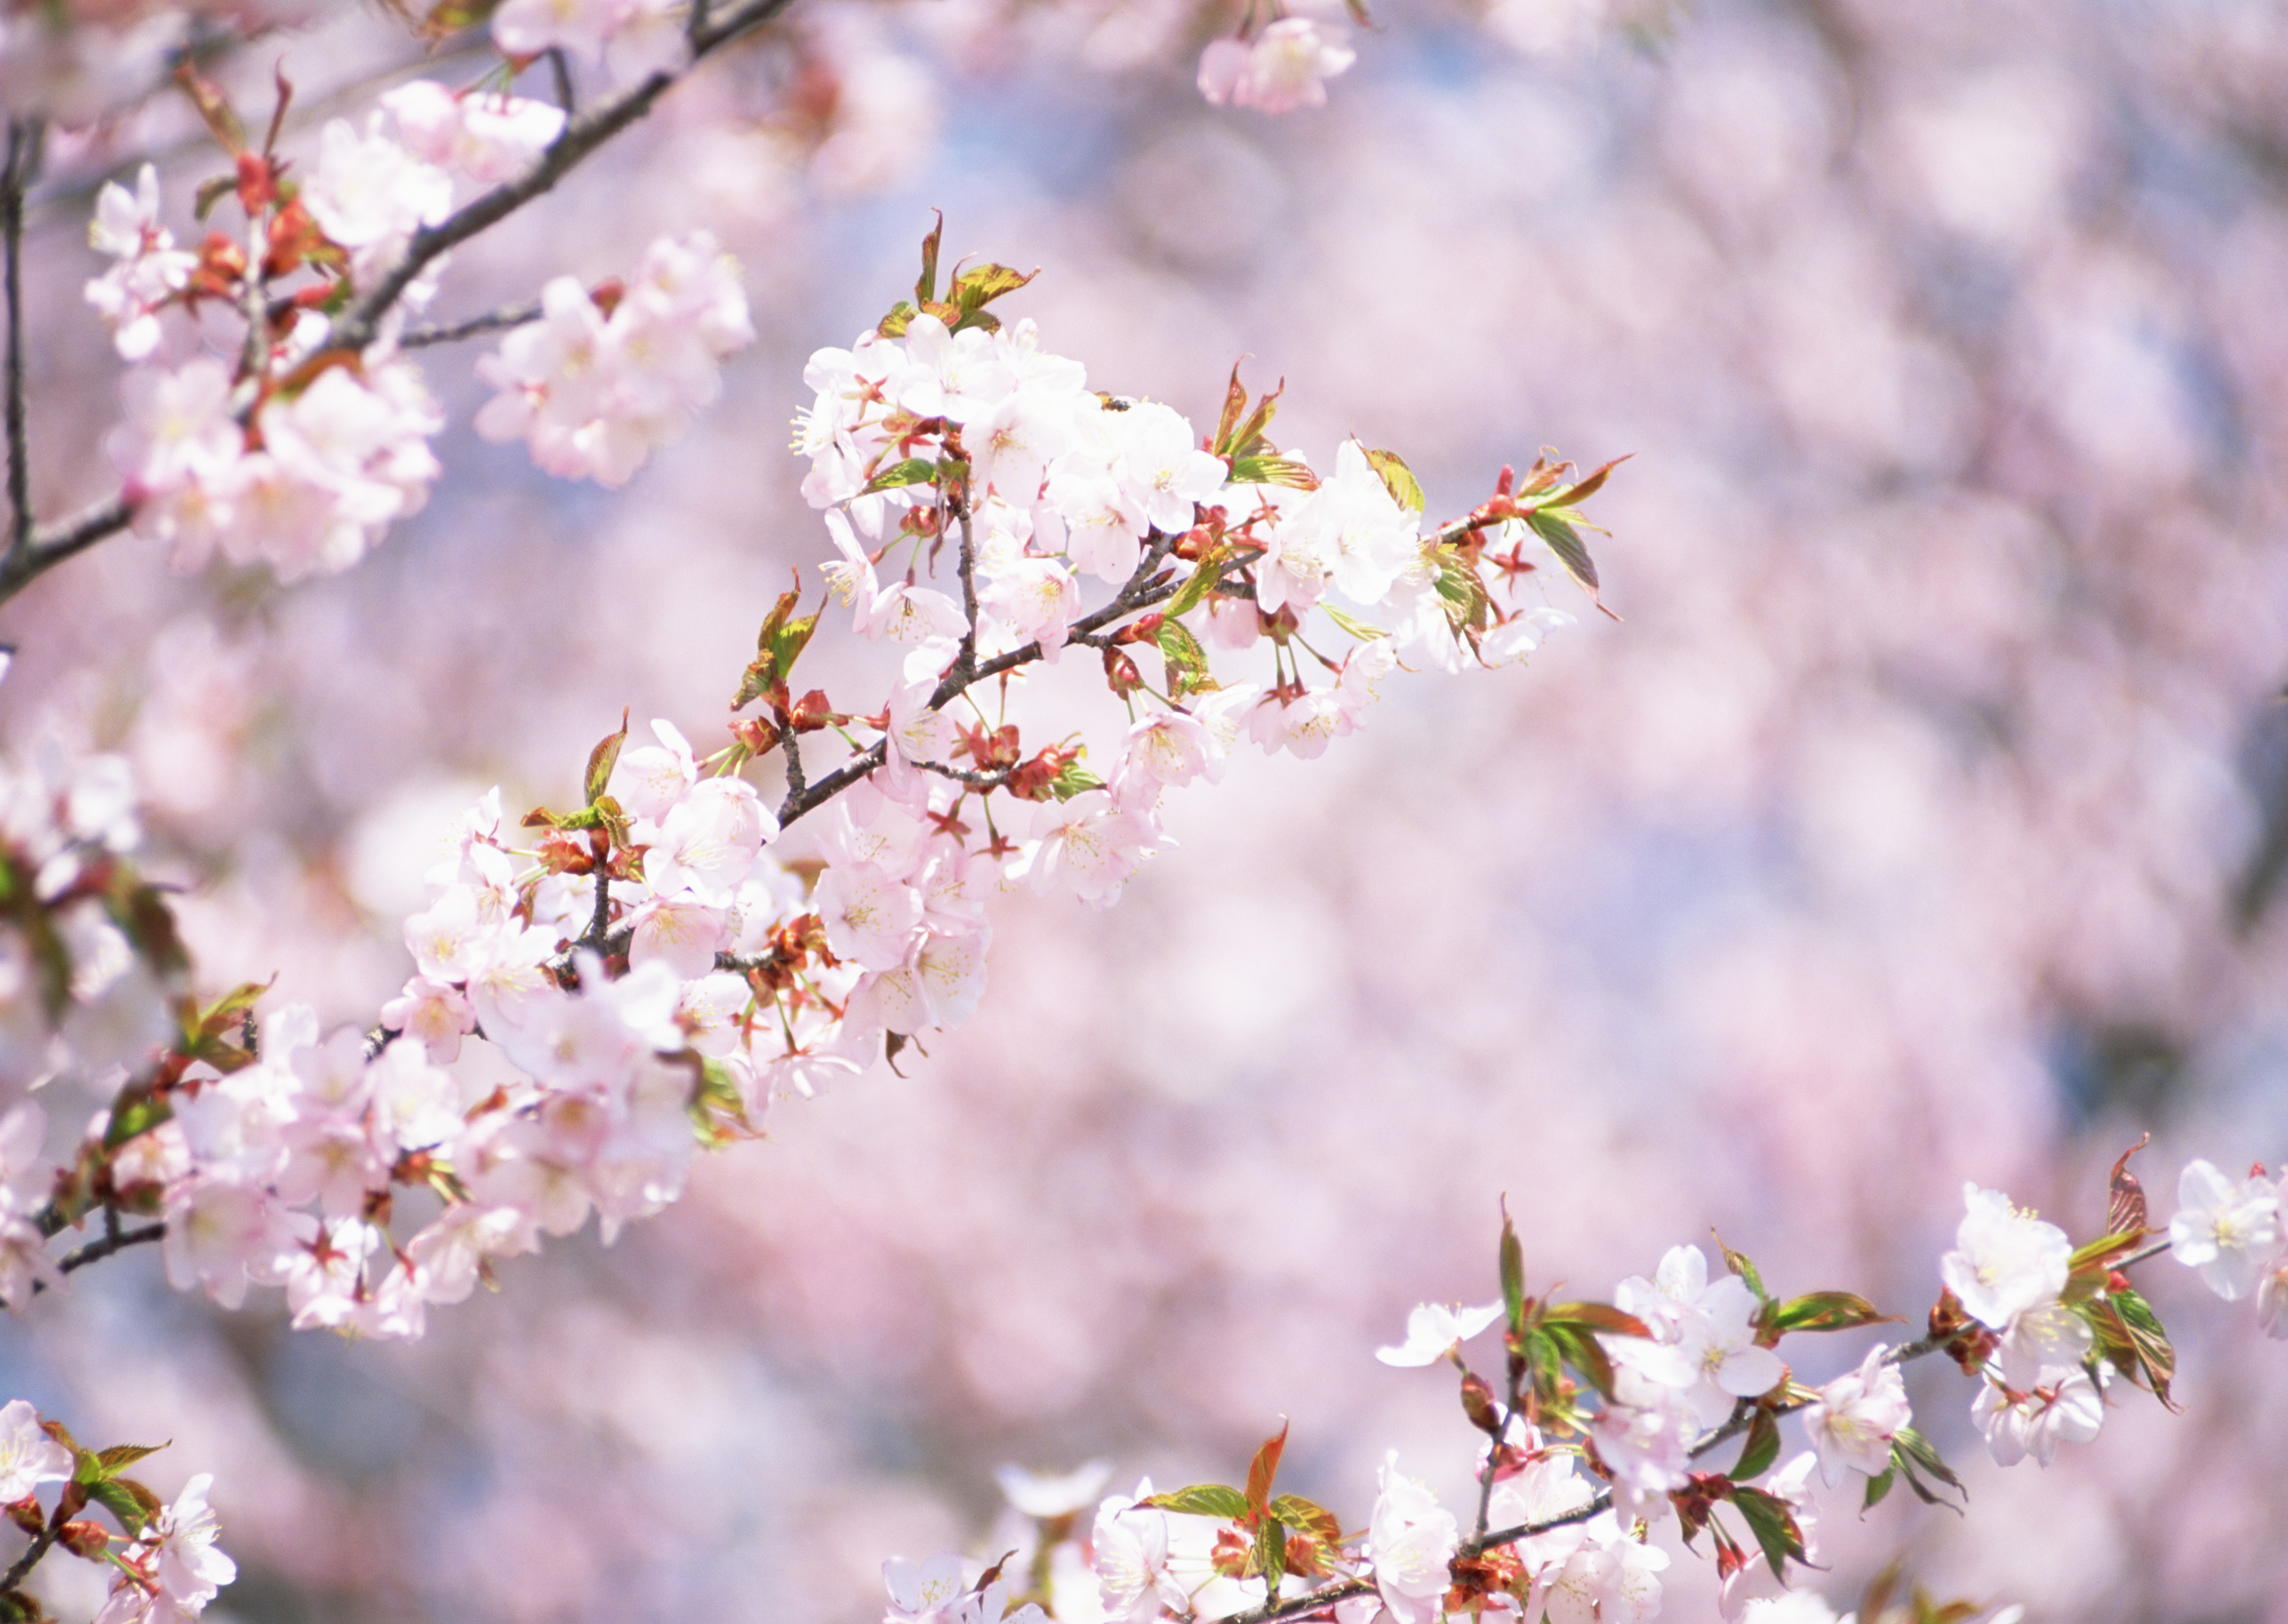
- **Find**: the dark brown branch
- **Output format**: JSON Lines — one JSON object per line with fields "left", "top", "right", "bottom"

{"left": 2, "top": 119, "right": 43, "bottom": 558}
{"left": 0, "top": 1522, "right": 59, "bottom": 1593}
{"left": 774, "top": 532, "right": 1210, "bottom": 831}
{"left": 56, "top": 1220, "right": 163, "bottom": 1277}
{"left": 0, "top": 494, "right": 136, "bottom": 603}
{"left": 546, "top": 48, "right": 577, "bottom": 118}
{"left": 399, "top": 299, "right": 543, "bottom": 349}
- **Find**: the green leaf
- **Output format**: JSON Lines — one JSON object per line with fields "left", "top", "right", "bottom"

{"left": 1049, "top": 762, "right": 1104, "bottom": 801}
{"left": 1731, "top": 1485, "right": 1807, "bottom": 1581}
{"left": 1223, "top": 378, "right": 1284, "bottom": 459}
{"left": 1360, "top": 448, "right": 1425, "bottom": 513}
{"left": 1730, "top": 1409, "right": 1780, "bottom": 1483}
{"left": 950, "top": 263, "right": 1037, "bottom": 312}
{"left": 2083, "top": 1287, "right": 2176, "bottom": 1408}
{"left": 876, "top": 300, "right": 918, "bottom": 339}
{"left": 1889, "top": 1429, "right": 1966, "bottom": 1508}
{"left": 1539, "top": 1322, "right": 1617, "bottom": 1401}
{"left": 1165, "top": 547, "right": 1236, "bottom": 620}
{"left": 1155, "top": 619, "right": 1212, "bottom": 699}
{"left": 734, "top": 589, "right": 824, "bottom": 711}
{"left": 1256, "top": 1518, "right": 1286, "bottom": 1595}
{"left": 1319, "top": 603, "right": 1387, "bottom": 642}
{"left": 584, "top": 710, "right": 629, "bottom": 807}
{"left": 1712, "top": 1231, "right": 1768, "bottom": 1303}
{"left": 2107, "top": 1133, "right": 2151, "bottom": 1239}
{"left": 864, "top": 458, "right": 937, "bottom": 493}
{"left": 914, "top": 212, "right": 944, "bottom": 306}
{"left": 1498, "top": 1204, "right": 1526, "bottom": 1338}
{"left": 90, "top": 1443, "right": 166, "bottom": 1481}
{"left": 1862, "top": 1464, "right": 1896, "bottom": 1510}
{"left": 1268, "top": 1494, "right": 1341, "bottom": 1545}
{"left": 1215, "top": 363, "right": 1250, "bottom": 455}
{"left": 1769, "top": 1292, "right": 1897, "bottom": 1335}
{"left": 101, "top": 1083, "right": 171, "bottom": 1150}
{"left": 1543, "top": 1302, "right": 1654, "bottom": 1339}
{"left": 88, "top": 1478, "right": 161, "bottom": 1537}
{"left": 1547, "top": 455, "right": 1628, "bottom": 510}
{"left": 1141, "top": 1484, "right": 1249, "bottom": 1521}
{"left": 1228, "top": 454, "right": 1319, "bottom": 490}
{"left": 1525, "top": 510, "right": 1606, "bottom": 611}
{"left": 1432, "top": 548, "right": 1493, "bottom": 640}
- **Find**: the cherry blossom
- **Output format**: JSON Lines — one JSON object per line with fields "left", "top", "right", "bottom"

{"left": 1362, "top": 1453, "right": 1460, "bottom": 1624}
{"left": 0, "top": 1398, "right": 72, "bottom": 1501}
{"left": 1939, "top": 1183, "right": 2072, "bottom": 1331}
{"left": 1800, "top": 1343, "right": 1911, "bottom": 1486}
{"left": 2169, "top": 1159, "right": 2283, "bottom": 1302}
{"left": 1972, "top": 1364, "right": 2106, "bottom": 1467}
{"left": 1374, "top": 1299, "right": 1503, "bottom": 1367}
{"left": 1197, "top": 19, "right": 1357, "bottom": 114}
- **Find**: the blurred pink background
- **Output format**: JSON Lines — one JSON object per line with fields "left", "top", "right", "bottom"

{"left": 5, "top": 1, "right": 2288, "bottom": 1620}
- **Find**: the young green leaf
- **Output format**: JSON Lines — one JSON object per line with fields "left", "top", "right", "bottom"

{"left": 1268, "top": 1494, "right": 1343, "bottom": 1546}
{"left": 1139, "top": 1484, "right": 1249, "bottom": 1520}
{"left": 914, "top": 211, "right": 944, "bottom": 306}
{"left": 1711, "top": 1231, "right": 1768, "bottom": 1303}
{"left": 1768, "top": 1292, "right": 1897, "bottom": 1335}
{"left": 1524, "top": 510, "right": 1612, "bottom": 617}
{"left": 1319, "top": 603, "right": 1388, "bottom": 642}
{"left": 584, "top": 710, "right": 630, "bottom": 807}
{"left": 1228, "top": 454, "right": 1319, "bottom": 489}
{"left": 864, "top": 458, "right": 938, "bottom": 494}
{"left": 2107, "top": 1132, "right": 2151, "bottom": 1239}
{"left": 1730, "top": 1409, "right": 1781, "bottom": 1483}
{"left": 1499, "top": 1204, "right": 1526, "bottom": 1337}
{"left": 1164, "top": 547, "right": 1236, "bottom": 620}
{"left": 1360, "top": 448, "right": 1425, "bottom": 513}
{"left": 1731, "top": 1486, "right": 1808, "bottom": 1581}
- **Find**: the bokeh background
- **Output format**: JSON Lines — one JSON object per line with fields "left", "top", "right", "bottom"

{"left": 5, "top": 0, "right": 2288, "bottom": 1619}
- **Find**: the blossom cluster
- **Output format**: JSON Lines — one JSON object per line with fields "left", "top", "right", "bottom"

{"left": 0, "top": 746, "right": 177, "bottom": 1099}
{"left": 856, "top": 1154, "right": 2288, "bottom": 1624}
{"left": 0, "top": 1399, "right": 234, "bottom": 1624}
{"left": 475, "top": 231, "right": 756, "bottom": 486}
{"left": 85, "top": 72, "right": 750, "bottom": 579}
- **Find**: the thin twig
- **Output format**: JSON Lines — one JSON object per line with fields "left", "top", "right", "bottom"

{"left": 56, "top": 1221, "right": 164, "bottom": 1277}
{"left": 399, "top": 299, "right": 543, "bottom": 349}
{"left": 2, "top": 118, "right": 43, "bottom": 558}
{"left": 772, "top": 537, "right": 1215, "bottom": 830}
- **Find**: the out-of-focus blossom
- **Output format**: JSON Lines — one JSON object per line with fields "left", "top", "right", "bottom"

{"left": 1197, "top": 20, "right": 1356, "bottom": 114}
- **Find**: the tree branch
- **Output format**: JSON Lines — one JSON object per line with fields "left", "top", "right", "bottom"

{"left": 56, "top": 1219, "right": 164, "bottom": 1278}
{"left": 773, "top": 532, "right": 1208, "bottom": 831}
{"left": 399, "top": 299, "right": 543, "bottom": 349}
{"left": 0, "top": 495, "right": 136, "bottom": 603}
{"left": 2, "top": 118, "right": 43, "bottom": 559}
{"left": 0, "top": 0, "right": 804, "bottom": 608}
